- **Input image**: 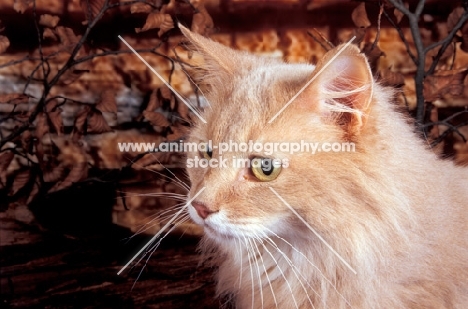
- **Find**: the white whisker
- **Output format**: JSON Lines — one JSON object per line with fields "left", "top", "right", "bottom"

{"left": 247, "top": 238, "right": 264, "bottom": 309}
{"left": 269, "top": 187, "right": 357, "bottom": 275}
{"left": 258, "top": 240, "right": 299, "bottom": 309}
{"left": 264, "top": 226, "right": 354, "bottom": 308}
{"left": 118, "top": 187, "right": 205, "bottom": 275}
{"left": 261, "top": 235, "right": 316, "bottom": 309}
{"left": 251, "top": 237, "right": 278, "bottom": 308}
{"left": 234, "top": 237, "right": 243, "bottom": 289}
{"left": 242, "top": 235, "right": 256, "bottom": 309}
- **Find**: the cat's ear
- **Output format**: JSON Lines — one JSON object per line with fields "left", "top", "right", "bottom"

{"left": 305, "top": 44, "right": 373, "bottom": 136}
{"left": 179, "top": 24, "right": 241, "bottom": 86}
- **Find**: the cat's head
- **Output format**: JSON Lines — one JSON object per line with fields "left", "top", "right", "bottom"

{"left": 180, "top": 25, "right": 377, "bottom": 246}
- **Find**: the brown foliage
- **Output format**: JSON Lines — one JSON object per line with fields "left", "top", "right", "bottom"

{"left": 136, "top": 12, "right": 174, "bottom": 37}
{"left": 0, "top": 35, "right": 10, "bottom": 54}
{"left": 424, "top": 69, "right": 468, "bottom": 102}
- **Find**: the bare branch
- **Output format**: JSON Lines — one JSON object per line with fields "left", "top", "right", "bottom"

{"left": 430, "top": 120, "right": 468, "bottom": 147}
{"left": 425, "top": 8, "right": 468, "bottom": 76}
{"left": 415, "top": 0, "right": 426, "bottom": 17}
{"left": 371, "top": 2, "right": 384, "bottom": 51}
{"left": 382, "top": 8, "right": 418, "bottom": 64}
{"left": 307, "top": 30, "right": 332, "bottom": 52}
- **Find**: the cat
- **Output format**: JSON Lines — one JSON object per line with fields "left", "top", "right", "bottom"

{"left": 179, "top": 25, "right": 468, "bottom": 309}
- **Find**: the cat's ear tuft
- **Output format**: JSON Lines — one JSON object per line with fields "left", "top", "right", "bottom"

{"left": 308, "top": 43, "right": 374, "bottom": 136}
{"left": 179, "top": 23, "right": 239, "bottom": 80}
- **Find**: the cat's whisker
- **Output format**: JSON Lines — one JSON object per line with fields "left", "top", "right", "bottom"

{"left": 263, "top": 226, "right": 354, "bottom": 308}
{"left": 118, "top": 187, "right": 205, "bottom": 275}
{"left": 247, "top": 238, "right": 265, "bottom": 309}
{"left": 250, "top": 236, "right": 279, "bottom": 308}
{"left": 147, "top": 215, "right": 190, "bottom": 253}
{"left": 124, "top": 155, "right": 190, "bottom": 193}
{"left": 260, "top": 235, "right": 317, "bottom": 309}
{"left": 123, "top": 203, "right": 187, "bottom": 241}
{"left": 152, "top": 159, "right": 191, "bottom": 192}
{"left": 257, "top": 240, "right": 299, "bottom": 309}
{"left": 234, "top": 237, "right": 243, "bottom": 290}
{"left": 265, "top": 237, "right": 320, "bottom": 308}
{"left": 117, "top": 191, "right": 187, "bottom": 201}
{"left": 133, "top": 208, "right": 187, "bottom": 238}
{"left": 242, "top": 235, "right": 256, "bottom": 309}
{"left": 131, "top": 216, "right": 189, "bottom": 290}
{"left": 269, "top": 187, "right": 357, "bottom": 275}
{"left": 133, "top": 214, "right": 190, "bottom": 273}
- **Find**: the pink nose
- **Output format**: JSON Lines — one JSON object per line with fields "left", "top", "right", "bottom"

{"left": 192, "top": 201, "right": 214, "bottom": 219}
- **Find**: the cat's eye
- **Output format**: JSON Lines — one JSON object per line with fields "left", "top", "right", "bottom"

{"left": 199, "top": 143, "right": 212, "bottom": 160}
{"left": 251, "top": 157, "right": 282, "bottom": 182}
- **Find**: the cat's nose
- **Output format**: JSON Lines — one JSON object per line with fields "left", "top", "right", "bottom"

{"left": 192, "top": 201, "right": 214, "bottom": 219}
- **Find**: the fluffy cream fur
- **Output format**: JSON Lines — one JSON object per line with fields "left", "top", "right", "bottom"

{"left": 181, "top": 25, "right": 468, "bottom": 309}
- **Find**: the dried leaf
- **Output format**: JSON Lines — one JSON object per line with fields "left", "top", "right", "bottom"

{"left": 36, "top": 112, "right": 49, "bottom": 140}
{"left": 135, "top": 13, "right": 174, "bottom": 36}
{"left": 0, "top": 151, "right": 15, "bottom": 173}
{"left": 146, "top": 89, "right": 161, "bottom": 111}
{"left": 169, "top": 95, "right": 176, "bottom": 110}
{"left": 45, "top": 98, "right": 60, "bottom": 112}
{"left": 49, "top": 162, "right": 88, "bottom": 193}
{"left": 10, "top": 170, "right": 30, "bottom": 196}
{"left": 424, "top": 69, "right": 468, "bottom": 102}
{"left": 393, "top": 3, "right": 408, "bottom": 24}
{"left": 167, "top": 125, "right": 188, "bottom": 141}
{"left": 135, "top": 152, "right": 164, "bottom": 168}
{"left": 73, "top": 106, "right": 91, "bottom": 137}
{"left": 362, "top": 43, "right": 384, "bottom": 67}
{"left": 130, "top": 2, "right": 152, "bottom": 14}
{"left": 447, "top": 7, "right": 468, "bottom": 52}
{"left": 177, "top": 100, "right": 190, "bottom": 120}
{"left": 447, "top": 7, "right": 465, "bottom": 31}
{"left": 352, "top": 27, "right": 367, "bottom": 45}
{"left": 13, "top": 0, "right": 31, "bottom": 13}
{"left": 55, "top": 26, "right": 79, "bottom": 47}
{"left": 26, "top": 179, "right": 40, "bottom": 205}
{"left": 143, "top": 110, "right": 170, "bottom": 127}
{"left": 352, "top": 2, "right": 371, "bottom": 28}
{"left": 380, "top": 69, "right": 405, "bottom": 87}
{"left": 80, "top": 0, "right": 107, "bottom": 21}
{"left": 0, "top": 93, "right": 29, "bottom": 104}
{"left": 0, "top": 35, "right": 10, "bottom": 54}
{"left": 88, "top": 110, "right": 112, "bottom": 133}
{"left": 48, "top": 108, "right": 63, "bottom": 134}
{"left": 43, "top": 165, "right": 66, "bottom": 182}
{"left": 60, "top": 68, "right": 87, "bottom": 85}
{"left": 191, "top": 5, "right": 214, "bottom": 36}
{"left": 96, "top": 90, "right": 117, "bottom": 113}
{"left": 160, "top": 86, "right": 172, "bottom": 100}
{"left": 43, "top": 28, "right": 58, "bottom": 41}
{"left": 39, "top": 14, "right": 60, "bottom": 28}
{"left": 21, "top": 130, "right": 32, "bottom": 154}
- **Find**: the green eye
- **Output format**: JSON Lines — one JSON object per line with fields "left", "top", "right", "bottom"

{"left": 251, "top": 157, "right": 282, "bottom": 182}
{"left": 199, "top": 143, "right": 212, "bottom": 160}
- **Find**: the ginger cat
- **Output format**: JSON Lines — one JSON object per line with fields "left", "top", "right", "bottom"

{"left": 180, "top": 26, "right": 468, "bottom": 309}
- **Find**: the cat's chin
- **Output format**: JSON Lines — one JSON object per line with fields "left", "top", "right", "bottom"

{"left": 203, "top": 224, "right": 236, "bottom": 240}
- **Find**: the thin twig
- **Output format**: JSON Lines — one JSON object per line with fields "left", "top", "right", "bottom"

{"left": 371, "top": 2, "right": 384, "bottom": 50}
{"left": 425, "top": 8, "right": 468, "bottom": 76}
{"left": 430, "top": 120, "right": 468, "bottom": 147}
{"left": 382, "top": 8, "right": 418, "bottom": 64}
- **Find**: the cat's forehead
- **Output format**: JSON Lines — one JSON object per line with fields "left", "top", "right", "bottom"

{"left": 202, "top": 62, "right": 315, "bottom": 142}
